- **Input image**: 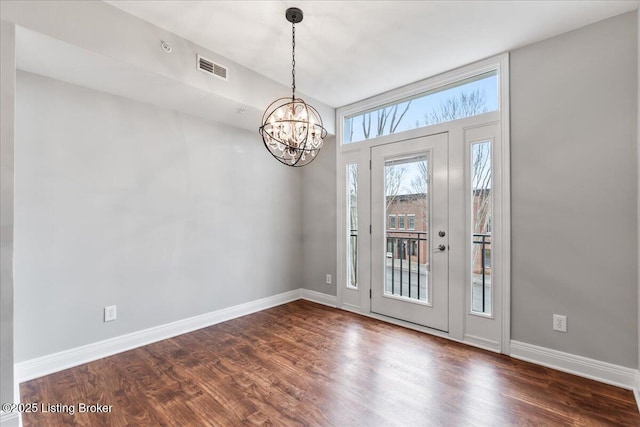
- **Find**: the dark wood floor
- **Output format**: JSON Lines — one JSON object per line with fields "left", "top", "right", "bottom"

{"left": 21, "top": 300, "right": 640, "bottom": 426}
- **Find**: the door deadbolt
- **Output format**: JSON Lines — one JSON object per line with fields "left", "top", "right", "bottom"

{"left": 438, "top": 231, "right": 446, "bottom": 237}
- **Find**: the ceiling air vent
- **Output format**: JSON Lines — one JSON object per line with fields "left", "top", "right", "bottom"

{"left": 197, "top": 55, "right": 228, "bottom": 81}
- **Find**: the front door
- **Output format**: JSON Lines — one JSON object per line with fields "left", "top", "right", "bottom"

{"left": 370, "top": 133, "right": 449, "bottom": 331}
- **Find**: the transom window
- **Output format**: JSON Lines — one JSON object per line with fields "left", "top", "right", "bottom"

{"left": 343, "top": 71, "right": 498, "bottom": 144}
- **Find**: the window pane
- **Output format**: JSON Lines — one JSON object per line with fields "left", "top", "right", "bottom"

{"left": 471, "top": 141, "right": 492, "bottom": 314}
{"left": 347, "top": 163, "right": 358, "bottom": 288}
{"left": 385, "top": 155, "right": 429, "bottom": 302}
{"left": 344, "top": 71, "right": 498, "bottom": 144}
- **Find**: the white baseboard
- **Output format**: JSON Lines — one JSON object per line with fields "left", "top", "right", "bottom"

{"left": 464, "top": 334, "right": 500, "bottom": 353}
{"left": 300, "top": 289, "right": 337, "bottom": 307}
{"left": 340, "top": 302, "right": 363, "bottom": 313}
{"left": 13, "top": 291, "right": 639, "bottom": 414}
{"left": 15, "top": 289, "right": 302, "bottom": 383}
{"left": 635, "top": 371, "right": 640, "bottom": 412}
{"left": 510, "top": 340, "right": 638, "bottom": 391}
{"left": 0, "top": 412, "right": 20, "bottom": 427}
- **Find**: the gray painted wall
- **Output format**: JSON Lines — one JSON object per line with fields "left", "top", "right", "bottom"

{"left": 301, "top": 12, "right": 639, "bottom": 368}
{"left": 511, "top": 12, "right": 638, "bottom": 368}
{"left": 14, "top": 71, "right": 303, "bottom": 361}
{"left": 1, "top": 20, "right": 17, "bottom": 424}
{"left": 302, "top": 137, "right": 337, "bottom": 295}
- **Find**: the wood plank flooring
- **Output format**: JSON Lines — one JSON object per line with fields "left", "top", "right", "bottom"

{"left": 20, "top": 300, "right": 640, "bottom": 426}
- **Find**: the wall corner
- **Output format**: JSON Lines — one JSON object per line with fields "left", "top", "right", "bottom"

{"left": 0, "top": 18, "right": 17, "bottom": 423}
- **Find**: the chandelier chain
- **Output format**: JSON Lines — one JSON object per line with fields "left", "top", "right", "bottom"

{"left": 291, "top": 22, "right": 296, "bottom": 99}
{"left": 259, "top": 8, "right": 326, "bottom": 167}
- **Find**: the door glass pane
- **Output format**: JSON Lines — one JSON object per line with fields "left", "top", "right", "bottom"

{"left": 347, "top": 163, "right": 358, "bottom": 288}
{"left": 471, "top": 141, "right": 492, "bottom": 314}
{"left": 384, "top": 155, "right": 429, "bottom": 302}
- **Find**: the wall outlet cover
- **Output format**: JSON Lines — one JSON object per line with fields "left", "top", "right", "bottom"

{"left": 553, "top": 314, "right": 567, "bottom": 332}
{"left": 104, "top": 305, "right": 117, "bottom": 322}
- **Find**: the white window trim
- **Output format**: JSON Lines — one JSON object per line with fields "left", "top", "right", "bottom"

{"left": 335, "top": 53, "right": 511, "bottom": 355}
{"left": 338, "top": 151, "right": 369, "bottom": 311}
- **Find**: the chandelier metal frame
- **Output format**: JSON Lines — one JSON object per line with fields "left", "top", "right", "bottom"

{"left": 259, "top": 7, "right": 327, "bottom": 167}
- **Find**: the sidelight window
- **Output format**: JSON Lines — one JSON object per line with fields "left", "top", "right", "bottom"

{"left": 347, "top": 163, "right": 358, "bottom": 289}
{"left": 470, "top": 141, "right": 492, "bottom": 315}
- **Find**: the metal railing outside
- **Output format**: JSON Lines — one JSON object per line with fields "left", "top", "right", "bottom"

{"left": 472, "top": 233, "right": 491, "bottom": 313}
{"left": 385, "top": 230, "right": 428, "bottom": 301}
{"left": 349, "top": 229, "right": 358, "bottom": 287}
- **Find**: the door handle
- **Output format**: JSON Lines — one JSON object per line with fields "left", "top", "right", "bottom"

{"left": 434, "top": 244, "right": 446, "bottom": 252}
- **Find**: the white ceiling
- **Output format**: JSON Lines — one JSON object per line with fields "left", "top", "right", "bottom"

{"left": 15, "top": 27, "right": 264, "bottom": 133}
{"left": 105, "top": 1, "right": 637, "bottom": 108}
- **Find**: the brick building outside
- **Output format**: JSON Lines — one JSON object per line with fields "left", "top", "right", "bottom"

{"left": 386, "top": 193, "right": 429, "bottom": 269}
{"left": 386, "top": 191, "right": 491, "bottom": 275}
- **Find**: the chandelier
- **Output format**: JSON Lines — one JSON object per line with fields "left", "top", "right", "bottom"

{"left": 259, "top": 7, "right": 327, "bottom": 167}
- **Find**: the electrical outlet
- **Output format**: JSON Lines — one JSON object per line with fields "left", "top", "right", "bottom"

{"left": 104, "top": 305, "right": 117, "bottom": 322}
{"left": 325, "top": 274, "right": 332, "bottom": 285}
{"left": 553, "top": 314, "right": 567, "bottom": 332}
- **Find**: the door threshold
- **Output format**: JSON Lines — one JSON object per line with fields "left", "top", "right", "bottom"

{"left": 361, "top": 309, "right": 450, "bottom": 337}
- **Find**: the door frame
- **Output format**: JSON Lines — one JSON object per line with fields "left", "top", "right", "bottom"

{"left": 335, "top": 53, "right": 510, "bottom": 354}
{"left": 370, "top": 133, "right": 450, "bottom": 331}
